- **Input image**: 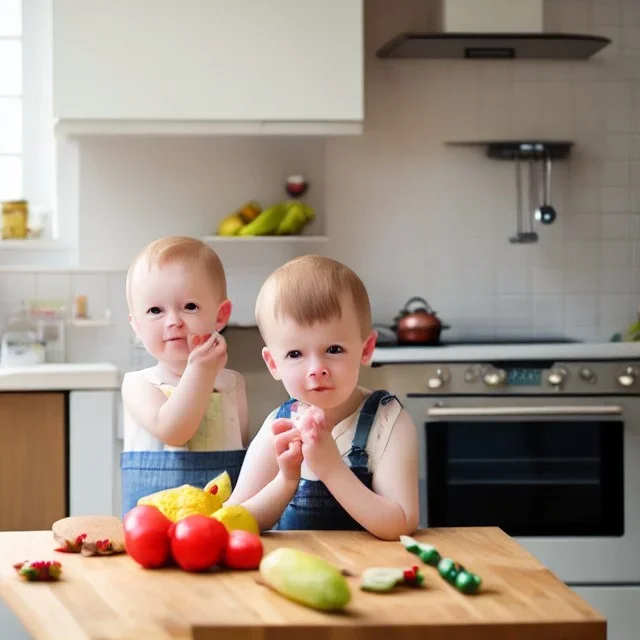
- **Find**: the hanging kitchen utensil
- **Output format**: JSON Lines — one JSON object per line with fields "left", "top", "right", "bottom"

{"left": 534, "top": 152, "right": 557, "bottom": 224}
{"left": 510, "top": 154, "right": 538, "bottom": 243}
{"left": 392, "top": 297, "right": 450, "bottom": 345}
{"left": 521, "top": 156, "right": 539, "bottom": 243}
{"left": 509, "top": 156, "right": 524, "bottom": 243}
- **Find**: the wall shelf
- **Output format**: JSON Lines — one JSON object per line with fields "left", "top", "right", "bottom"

{"left": 201, "top": 235, "right": 329, "bottom": 244}
{"left": 68, "top": 315, "right": 112, "bottom": 328}
{"left": 0, "top": 239, "right": 72, "bottom": 252}
{"left": 445, "top": 140, "right": 574, "bottom": 160}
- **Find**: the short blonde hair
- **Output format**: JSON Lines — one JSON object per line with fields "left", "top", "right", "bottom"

{"left": 126, "top": 236, "right": 227, "bottom": 309}
{"left": 255, "top": 255, "right": 372, "bottom": 339}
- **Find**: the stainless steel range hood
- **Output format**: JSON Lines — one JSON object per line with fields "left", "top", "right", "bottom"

{"left": 377, "top": 33, "right": 611, "bottom": 60}
{"left": 376, "top": 0, "right": 611, "bottom": 60}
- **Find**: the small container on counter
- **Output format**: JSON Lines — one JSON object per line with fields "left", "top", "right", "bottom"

{"left": 2, "top": 200, "right": 29, "bottom": 239}
{"left": 73, "top": 295, "right": 88, "bottom": 320}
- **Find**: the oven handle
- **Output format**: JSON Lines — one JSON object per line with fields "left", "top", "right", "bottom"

{"left": 427, "top": 405, "right": 623, "bottom": 418}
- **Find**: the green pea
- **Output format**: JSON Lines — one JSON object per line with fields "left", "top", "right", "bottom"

{"left": 437, "top": 557, "right": 463, "bottom": 584}
{"left": 455, "top": 571, "right": 482, "bottom": 594}
{"left": 418, "top": 545, "right": 441, "bottom": 566}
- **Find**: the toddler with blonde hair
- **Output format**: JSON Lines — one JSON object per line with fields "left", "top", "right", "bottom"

{"left": 227, "top": 255, "right": 419, "bottom": 539}
{"left": 120, "top": 236, "right": 248, "bottom": 515}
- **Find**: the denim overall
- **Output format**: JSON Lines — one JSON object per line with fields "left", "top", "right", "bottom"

{"left": 120, "top": 449, "right": 246, "bottom": 517}
{"left": 274, "top": 389, "right": 396, "bottom": 531}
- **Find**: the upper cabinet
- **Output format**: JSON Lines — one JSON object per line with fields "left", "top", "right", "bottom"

{"left": 53, "top": 0, "right": 364, "bottom": 137}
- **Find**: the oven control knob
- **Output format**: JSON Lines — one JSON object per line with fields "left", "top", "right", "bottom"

{"left": 427, "top": 368, "right": 450, "bottom": 390}
{"left": 547, "top": 367, "right": 568, "bottom": 388}
{"left": 579, "top": 368, "right": 596, "bottom": 383}
{"left": 618, "top": 366, "right": 638, "bottom": 387}
{"left": 483, "top": 368, "right": 506, "bottom": 387}
{"left": 464, "top": 367, "right": 479, "bottom": 383}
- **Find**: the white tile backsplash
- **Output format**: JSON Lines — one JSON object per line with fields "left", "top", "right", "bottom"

{"left": 593, "top": 0, "right": 622, "bottom": 26}
{"left": 599, "top": 266, "right": 633, "bottom": 294}
{"left": 601, "top": 212, "right": 633, "bottom": 238}
{"left": 565, "top": 294, "right": 599, "bottom": 327}
{"left": 34, "top": 274, "right": 70, "bottom": 301}
{"left": 602, "top": 186, "right": 631, "bottom": 211}
{"left": 70, "top": 273, "right": 109, "bottom": 319}
{"left": 603, "top": 160, "right": 631, "bottom": 186}
{"left": 533, "top": 294, "right": 566, "bottom": 328}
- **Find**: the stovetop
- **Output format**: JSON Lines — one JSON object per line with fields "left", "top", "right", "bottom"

{"left": 372, "top": 338, "right": 640, "bottom": 366}
{"left": 376, "top": 336, "right": 580, "bottom": 347}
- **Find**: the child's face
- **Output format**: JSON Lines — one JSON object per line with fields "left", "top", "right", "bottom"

{"left": 128, "top": 260, "right": 230, "bottom": 365}
{"left": 261, "top": 295, "right": 377, "bottom": 411}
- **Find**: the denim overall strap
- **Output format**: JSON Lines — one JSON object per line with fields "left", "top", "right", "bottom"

{"left": 274, "top": 390, "right": 397, "bottom": 531}
{"left": 275, "top": 398, "right": 297, "bottom": 419}
{"left": 347, "top": 390, "right": 396, "bottom": 469}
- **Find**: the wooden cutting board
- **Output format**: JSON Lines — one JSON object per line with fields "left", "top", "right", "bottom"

{"left": 0, "top": 527, "right": 605, "bottom": 640}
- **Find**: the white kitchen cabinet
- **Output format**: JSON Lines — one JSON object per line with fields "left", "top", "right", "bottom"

{"left": 53, "top": 0, "right": 364, "bottom": 136}
{"left": 69, "top": 389, "right": 119, "bottom": 517}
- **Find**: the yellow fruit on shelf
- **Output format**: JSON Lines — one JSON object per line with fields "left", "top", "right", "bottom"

{"left": 212, "top": 505, "right": 260, "bottom": 535}
{"left": 216, "top": 201, "right": 262, "bottom": 236}
{"left": 275, "top": 201, "right": 308, "bottom": 235}
{"left": 302, "top": 203, "right": 315, "bottom": 223}
{"left": 238, "top": 203, "right": 288, "bottom": 236}
{"left": 217, "top": 214, "right": 246, "bottom": 236}
{"left": 238, "top": 200, "right": 261, "bottom": 222}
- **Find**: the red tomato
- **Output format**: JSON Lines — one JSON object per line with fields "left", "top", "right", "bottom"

{"left": 170, "top": 515, "right": 229, "bottom": 572}
{"left": 122, "top": 505, "right": 172, "bottom": 569}
{"left": 223, "top": 530, "right": 263, "bottom": 570}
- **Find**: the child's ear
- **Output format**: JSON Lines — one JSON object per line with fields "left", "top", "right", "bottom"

{"left": 361, "top": 330, "right": 378, "bottom": 365}
{"left": 262, "top": 347, "right": 282, "bottom": 380}
{"left": 215, "top": 299, "right": 232, "bottom": 330}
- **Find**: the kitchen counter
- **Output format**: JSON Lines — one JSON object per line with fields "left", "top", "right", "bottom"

{"left": 0, "top": 363, "right": 120, "bottom": 390}
{"left": 372, "top": 341, "right": 640, "bottom": 364}
{"left": 0, "top": 527, "right": 604, "bottom": 640}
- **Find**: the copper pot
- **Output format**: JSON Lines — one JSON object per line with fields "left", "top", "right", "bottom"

{"left": 393, "top": 297, "right": 449, "bottom": 345}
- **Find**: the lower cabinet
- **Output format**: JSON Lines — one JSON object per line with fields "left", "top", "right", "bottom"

{"left": 0, "top": 392, "right": 67, "bottom": 531}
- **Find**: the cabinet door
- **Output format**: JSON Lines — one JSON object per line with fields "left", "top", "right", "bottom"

{"left": 53, "top": 0, "right": 363, "bottom": 122}
{"left": 0, "top": 393, "right": 66, "bottom": 531}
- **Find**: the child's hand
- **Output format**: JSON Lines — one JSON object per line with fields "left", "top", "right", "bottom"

{"left": 298, "top": 407, "right": 342, "bottom": 481}
{"left": 187, "top": 331, "right": 228, "bottom": 375}
{"left": 271, "top": 419, "right": 303, "bottom": 482}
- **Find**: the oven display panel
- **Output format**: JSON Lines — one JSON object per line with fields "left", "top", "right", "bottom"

{"left": 506, "top": 368, "right": 543, "bottom": 386}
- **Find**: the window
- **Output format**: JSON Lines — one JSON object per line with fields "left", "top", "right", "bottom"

{"left": 0, "top": 0, "right": 55, "bottom": 236}
{"left": 0, "top": 0, "right": 22, "bottom": 201}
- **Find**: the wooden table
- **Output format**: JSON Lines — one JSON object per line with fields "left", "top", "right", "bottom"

{"left": 0, "top": 527, "right": 605, "bottom": 640}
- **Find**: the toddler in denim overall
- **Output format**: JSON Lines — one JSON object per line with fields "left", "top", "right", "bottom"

{"left": 227, "top": 255, "right": 420, "bottom": 539}
{"left": 120, "top": 236, "right": 248, "bottom": 516}
{"left": 274, "top": 390, "right": 397, "bottom": 530}
{"left": 120, "top": 368, "right": 246, "bottom": 515}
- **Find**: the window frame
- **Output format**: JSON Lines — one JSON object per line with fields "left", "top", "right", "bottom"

{"left": 0, "top": 0, "right": 75, "bottom": 265}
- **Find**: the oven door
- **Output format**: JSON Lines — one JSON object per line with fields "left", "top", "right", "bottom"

{"left": 422, "top": 395, "right": 640, "bottom": 585}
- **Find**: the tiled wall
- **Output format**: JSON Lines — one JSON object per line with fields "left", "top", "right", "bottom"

{"left": 0, "top": 0, "right": 639, "bottom": 424}
{"left": 324, "top": 0, "right": 640, "bottom": 342}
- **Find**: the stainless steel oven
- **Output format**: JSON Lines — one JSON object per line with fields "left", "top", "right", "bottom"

{"left": 393, "top": 350, "right": 640, "bottom": 586}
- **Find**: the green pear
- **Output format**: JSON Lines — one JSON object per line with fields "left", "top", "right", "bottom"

{"left": 259, "top": 547, "right": 351, "bottom": 611}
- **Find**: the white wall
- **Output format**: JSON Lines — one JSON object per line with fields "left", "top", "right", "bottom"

{"left": 0, "top": 0, "right": 639, "bottom": 430}
{"left": 76, "top": 136, "right": 326, "bottom": 268}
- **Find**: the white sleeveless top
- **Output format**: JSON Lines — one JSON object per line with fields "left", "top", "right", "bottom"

{"left": 123, "top": 367, "right": 245, "bottom": 452}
